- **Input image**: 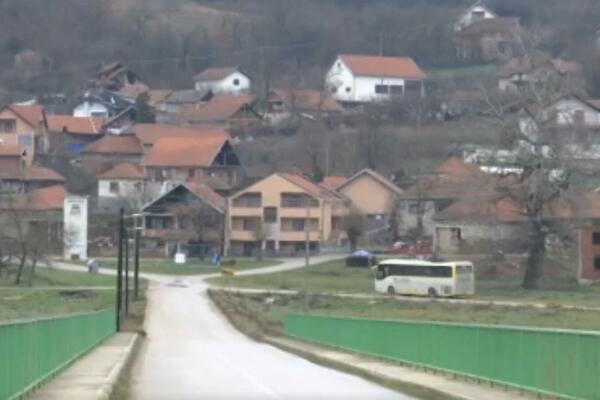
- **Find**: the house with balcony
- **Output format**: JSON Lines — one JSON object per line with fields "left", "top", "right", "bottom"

{"left": 226, "top": 172, "right": 348, "bottom": 257}
{"left": 141, "top": 182, "right": 226, "bottom": 257}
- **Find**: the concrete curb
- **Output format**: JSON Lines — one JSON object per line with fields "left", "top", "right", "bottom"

{"left": 98, "top": 333, "right": 140, "bottom": 400}
{"left": 265, "top": 336, "right": 538, "bottom": 400}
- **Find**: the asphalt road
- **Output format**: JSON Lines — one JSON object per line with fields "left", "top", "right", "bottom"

{"left": 126, "top": 256, "right": 414, "bottom": 400}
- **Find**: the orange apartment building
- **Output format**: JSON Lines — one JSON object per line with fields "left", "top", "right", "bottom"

{"left": 226, "top": 173, "right": 348, "bottom": 256}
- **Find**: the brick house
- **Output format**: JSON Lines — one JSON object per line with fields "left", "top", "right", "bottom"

{"left": 0, "top": 104, "right": 48, "bottom": 165}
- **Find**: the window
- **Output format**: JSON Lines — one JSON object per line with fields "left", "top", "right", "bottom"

{"left": 109, "top": 181, "right": 119, "bottom": 194}
{"left": 281, "top": 193, "right": 319, "bottom": 208}
{"left": 188, "top": 168, "right": 195, "bottom": 179}
{"left": 242, "top": 218, "right": 259, "bottom": 231}
{"left": 595, "top": 256, "right": 600, "bottom": 271}
{"left": 18, "top": 134, "right": 32, "bottom": 147}
{"left": 292, "top": 219, "right": 305, "bottom": 231}
{"left": 345, "top": 87, "right": 351, "bottom": 93}
{"left": 472, "top": 10, "right": 485, "bottom": 18}
{"left": 264, "top": 207, "right": 277, "bottom": 223}
{"left": 390, "top": 85, "right": 404, "bottom": 96}
{"left": 375, "top": 84, "right": 388, "bottom": 94}
{"left": 593, "top": 232, "right": 600, "bottom": 245}
{"left": 451, "top": 228, "right": 462, "bottom": 244}
{"left": 232, "top": 192, "right": 262, "bottom": 207}
{"left": 70, "top": 204, "right": 81, "bottom": 216}
{"left": 574, "top": 110, "right": 585, "bottom": 126}
{"left": 0, "top": 119, "right": 16, "bottom": 133}
{"left": 233, "top": 78, "right": 240, "bottom": 86}
{"left": 408, "top": 203, "right": 421, "bottom": 215}
{"left": 378, "top": 264, "right": 453, "bottom": 278}
{"left": 134, "top": 182, "right": 143, "bottom": 192}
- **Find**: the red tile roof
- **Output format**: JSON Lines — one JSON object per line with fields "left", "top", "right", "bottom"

{"left": 141, "top": 136, "right": 229, "bottom": 167}
{"left": 0, "top": 166, "right": 65, "bottom": 182}
{"left": 436, "top": 157, "right": 483, "bottom": 177}
{"left": 0, "top": 144, "right": 25, "bottom": 157}
{"left": 270, "top": 89, "right": 343, "bottom": 113}
{"left": 97, "top": 162, "right": 146, "bottom": 180}
{"left": 402, "top": 158, "right": 487, "bottom": 200}
{"left": 498, "top": 55, "right": 582, "bottom": 78}
{"left": 133, "top": 123, "right": 230, "bottom": 146}
{"left": 81, "top": 135, "right": 143, "bottom": 155}
{"left": 177, "top": 95, "right": 256, "bottom": 123}
{"left": 194, "top": 66, "right": 239, "bottom": 82}
{"left": 9, "top": 185, "right": 68, "bottom": 211}
{"left": 339, "top": 54, "right": 426, "bottom": 79}
{"left": 4, "top": 104, "right": 46, "bottom": 130}
{"left": 435, "top": 192, "right": 525, "bottom": 222}
{"left": 146, "top": 90, "right": 173, "bottom": 106}
{"left": 280, "top": 173, "right": 342, "bottom": 201}
{"left": 47, "top": 115, "right": 105, "bottom": 135}
{"left": 321, "top": 176, "right": 347, "bottom": 190}
{"left": 184, "top": 181, "right": 226, "bottom": 212}
{"left": 336, "top": 168, "right": 403, "bottom": 195}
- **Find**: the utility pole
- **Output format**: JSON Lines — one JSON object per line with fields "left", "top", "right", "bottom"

{"left": 134, "top": 228, "right": 140, "bottom": 300}
{"left": 116, "top": 208, "right": 124, "bottom": 332}
{"left": 124, "top": 233, "right": 130, "bottom": 316}
{"left": 305, "top": 197, "right": 310, "bottom": 268}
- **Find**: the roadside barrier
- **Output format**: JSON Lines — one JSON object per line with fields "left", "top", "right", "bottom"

{"left": 0, "top": 309, "right": 115, "bottom": 400}
{"left": 285, "top": 314, "right": 600, "bottom": 400}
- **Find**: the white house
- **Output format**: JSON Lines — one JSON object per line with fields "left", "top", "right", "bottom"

{"left": 194, "top": 66, "right": 251, "bottom": 95}
{"left": 454, "top": 0, "right": 496, "bottom": 32}
{"left": 73, "top": 101, "right": 110, "bottom": 118}
{"left": 97, "top": 162, "right": 161, "bottom": 209}
{"left": 325, "top": 54, "right": 426, "bottom": 103}
{"left": 519, "top": 95, "right": 600, "bottom": 140}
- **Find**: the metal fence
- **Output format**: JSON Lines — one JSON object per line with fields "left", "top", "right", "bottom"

{"left": 0, "top": 309, "right": 115, "bottom": 400}
{"left": 285, "top": 314, "right": 600, "bottom": 400}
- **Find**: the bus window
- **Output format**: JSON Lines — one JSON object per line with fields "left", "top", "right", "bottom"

{"left": 376, "top": 267, "right": 386, "bottom": 280}
{"left": 457, "top": 265, "right": 473, "bottom": 274}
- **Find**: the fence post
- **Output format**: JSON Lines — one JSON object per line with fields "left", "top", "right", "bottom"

{"left": 134, "top": 229, "right": 140, "bottom": 300}
{"left": 116, "top": 208, "right": 124, "bottom": 332}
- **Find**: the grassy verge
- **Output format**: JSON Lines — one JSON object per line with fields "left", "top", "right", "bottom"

{"left": 0, "top": 267, "right": 148, "bottom": 322}
{"left": 0, "top": 288, "right": 115, "bottom": 322}
{"left": 209, "top": 258, "right": 600, "bottom": 307}
{"left": 209, "top": 289, "right": 600, "bottom": 334}
{"left": 0, "top": 267, "right": 115, "bottom": 287}
{"left": 94, "top": 257, "right": 280, "bottom": 276}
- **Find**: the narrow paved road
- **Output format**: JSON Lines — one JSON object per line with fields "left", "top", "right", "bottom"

{"left": 126, "top": 256, "right": 413, "bottom": 400}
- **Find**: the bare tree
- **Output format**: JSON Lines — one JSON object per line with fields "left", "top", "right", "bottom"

{"left": 478, "top": 41, "right": 586, "bottom": 289}
{"left": 343, "top": 208, "right": 366, "bottom": 252}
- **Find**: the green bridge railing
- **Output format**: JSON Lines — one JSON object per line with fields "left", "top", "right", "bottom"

{"left": 285, "top": 314, "right": 600, "bottom": 400}
{"left": 0, "top": 309, "right": 115, "bottom": 400}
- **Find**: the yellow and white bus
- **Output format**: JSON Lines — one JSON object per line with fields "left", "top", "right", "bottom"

{"left": 374, "top": 259, "right": 475, "bottom": 297}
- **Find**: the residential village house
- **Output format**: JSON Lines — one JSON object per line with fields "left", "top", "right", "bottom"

{"left": 96, "top": 162, "right": 154, "bottom": 209}
{"left": 453, "top": 0, "right": 497, "bottom": 33}
{"left": 498, "top": 55, "right": 582, "bottom": 93}
{"left": 0, "top": 104, "right": 48, "bottom": 166}
{"left": 142, "top": 182, "right": 226, "bottom": 257}
{"left": 194, "top": 67, "right": 251, "bottom": 95}
{"left": 397, "top": 158, "right": 486, "bottom": 238}
{"left": 89, "top": 62, "right": 148, "bottom": 93}
{"left": 454, "top": 1, "right": 521, "bottom": 62}
{"left": 140, "top": 135, "right": 242, "bottom": 189}
{"left": 79, "top": 134, "right": 143, "bottom": 176}
{"left": 226, "top": 173, "right": 348, "bottom": 256}
{"left": 47, "top": 115, "right": 106, "bottom": 153}
{"left": 262, "top": 89, "right": 343, "bottom": 127}
{"left": 333, "top": 169, "right": 403, "bottom": 231}
{"left": 325, "top": 54, "right": 426, "bottom": 103}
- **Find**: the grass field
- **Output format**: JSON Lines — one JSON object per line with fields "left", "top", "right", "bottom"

{"left": 0, "top": 267, "right": 144, "bottom": 323}
{"left": 95, "top": 258, "right": 279, "bottom": 276}
{"left": 210, "top": 289, "right": 600, "bottom": 337}
{"left": 209, "top": 258, "right": 600, "bottom": 307}
{"left": 0, "top": 267, "right": 116, "bottom": 288}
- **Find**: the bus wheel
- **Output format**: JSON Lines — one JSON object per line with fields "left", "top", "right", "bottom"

{"left": 428, "top": 288, "right": 438, "bottom": 298}
{"left": 387, "top": 286, "right": 396, "bottom": 296}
